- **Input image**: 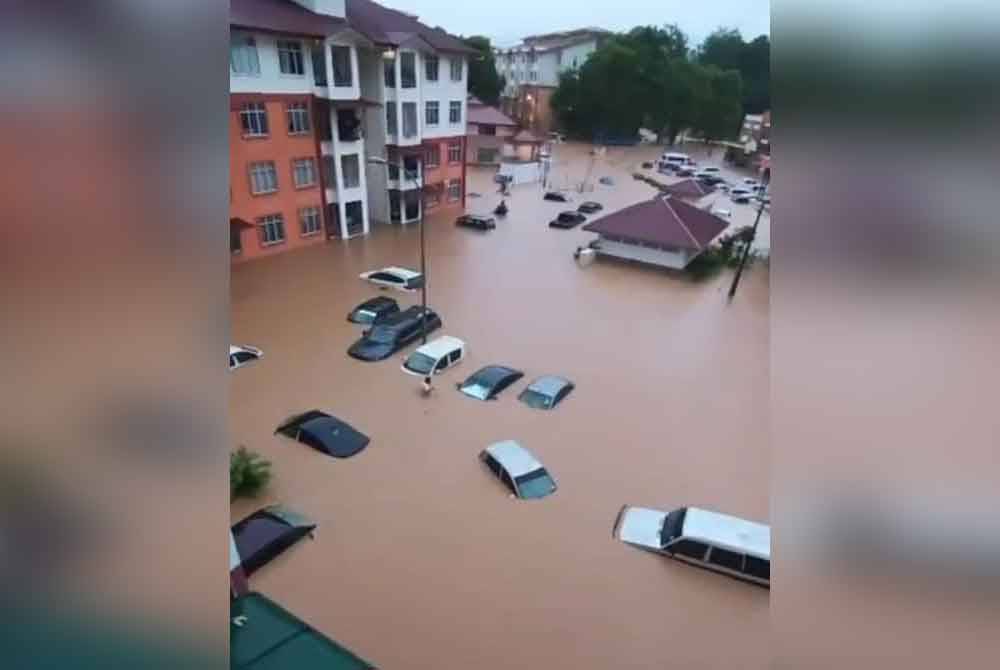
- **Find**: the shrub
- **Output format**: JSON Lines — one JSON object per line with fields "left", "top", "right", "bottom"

{"left": 230, "top": 447, "right": 272, "bottom": 500}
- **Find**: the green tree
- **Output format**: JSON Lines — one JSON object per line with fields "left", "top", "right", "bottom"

{"left": 690, "top": 65, "right": 744, "bottom": 141}
{"left": 463, "top": 35, "right": 504, "bottom": 105}
{"left": 698, "top": 29, "right": 770, "bottom": 114}
{"left": 230, "top": 447, "right": 272, "bottom": 500}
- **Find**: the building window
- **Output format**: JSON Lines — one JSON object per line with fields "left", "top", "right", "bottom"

{"left": 385, "top": 101, "right": 397, "bottom": 135}
{"left": 449, "top": 101, "right": 462, "bottom": 124}
{"left": 480, "top": 124, "right": 496, "bottom": 136}
{"left": 555, "top": 49, "right": 562, "bottom": 65}
{"left": 257, "top": 214, "right": 285, "bottom": 246}
{"left": 311, "top": 46, "right": 327, "bottom": 86}
{"left": 448, "top": 141, "right": 462, "bottom": 163}
{"left": 230, "top": 36, "right": 260, "bottom": 76}
{"left": 529, "top": 71, "right": 537, "bottom": 82}
{"left": 277, "top": 40, "right": 305, "bottom": 76}
{"left": 450, "top": 58, "right": 463, "bottom": 81}
{"left": 384, "top": 56, "right": 395, "bottom": 87}
{"left": 425, "top": 101, "right": 439, "bottom": 126}
{"left": 402, "top": 102, "right": 417, "bottom": 138}
{"left": 300, "top": 207, "right": 321, "bottom": 236}
{"left": 400, "top": 52, "right": 416, "bottom": 88}
{"left": 528, "top": 52, "right": 536, "bottom": 65}
{"left": 330, "top": 45, "right": 352, "bottom": 86}
{"left": 425, "top": 56, "right": 439, "bottom": 81}
{"left": 292, "top": 158, "right": 317, "bottom": 188}
{"left": 340, "top": 154, "right": 360, "bottom": 189}
{"left": 425, "top": 145, "right": 440, "bottom": 169}
{"left": 286, "top": 102, "right": 311, "bottom": 134}
{"left": 572, "top": 57, "right": 578, "bottom": 67}
{"left": 240, "top": 102, "right": 268, "bottom": 137}
{"left": 337, "top": 109, "right": 362, "bottom": 141}
{"left": 249, "top": 161, "right": 278, "bottom": 194}
{"left": 447, "top": 179, "right": 462, "bottom": 202}
{"left": 321, "top": 155, "right": 336, "bottom": 185}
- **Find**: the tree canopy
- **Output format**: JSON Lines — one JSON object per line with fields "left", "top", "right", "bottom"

{"left": 551, "top": 24, "right": 752, "bottom": 144}
{"left": 698, "top": 29, "right": 770, "bottom": 114}
{"left": 463, "top": 35, "right": 504, "bottom": 105}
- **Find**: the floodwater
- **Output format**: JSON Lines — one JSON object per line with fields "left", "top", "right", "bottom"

{"left": 231, "top": 142, "right": 770, "bottom": 669}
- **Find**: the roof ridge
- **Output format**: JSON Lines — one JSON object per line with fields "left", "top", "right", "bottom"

{"left": 661, "top": 196, "right": 701, "bottom": 250}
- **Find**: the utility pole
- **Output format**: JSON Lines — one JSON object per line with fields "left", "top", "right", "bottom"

{"left": 727, "top": 176, "right": 769, "bottom": 302}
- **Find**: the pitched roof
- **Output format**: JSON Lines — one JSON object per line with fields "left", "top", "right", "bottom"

{"left": 467, "top": 101, "right": 518, "bottom": 127}
{"left": 664, "top": 178, "right": 714, "bottom": 201}
{"left": 345, "top": 0, "right": 477, "bottom": 53}
{"left": 229, "top": 0, "right": 345, "bottom": 37}
{"left": 582, "top": 195, "right": 728, "bottom": 251}
{"left": 511, "top": 129, "right": 544, "bottom": 143}
{"left": 504, "top": 28, "right": 610, "bottom": 52}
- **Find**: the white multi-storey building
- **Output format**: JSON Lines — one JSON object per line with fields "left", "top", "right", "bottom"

{"left": 229, "top": 0, "right": 473, "bottom": 262}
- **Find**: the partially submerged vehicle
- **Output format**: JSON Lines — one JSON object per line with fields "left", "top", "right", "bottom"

{"left": 358, "top": 266, "right": 424, "bottom": 291}
{"left": 518, "top": 376, "right": 575, "bottom": 410}
{"left": 479, "top": 440, "right": 557, "bottom": 500}
{"left": 347, "top": 306, "right": 442, "bottom": 361}
{"left": 456, "top": 214, "right": 497, "bottom": 230}
{"left": 401, "top": 336, "right": 466, "bottom": 377}
{"left": 347, "top": 296, "right": 400, "bottom": 325}
{"left": 577, "top": 201, "right": 603, "bottom": 214}
{"left": 231, "top": 505, "right": 316, "bottom": 577}
{"left": 230, "top": 345, "right": 263, "bottom": 371}
{"left": 275, "top": 410, "right": 370, "bottom": 458}
{"left": 456, "top": 365, "right": 524, "bottom": 401}
{"left": 613, "top": 505, "right": 771, "bottom": 587}
{"left": 549, "top": 211, "right": 587, "bottom": 229}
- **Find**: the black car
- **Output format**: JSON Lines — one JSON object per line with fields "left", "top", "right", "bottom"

{"left": 347, "top": 306, "right": 442, "bottom": 361}
{"left": 543, "top": 191, "right": 568, "bottom": 202}
{"left": 231, "top": 505, "right": 316, "bottom": 576}
{"left": 457, "top": 365, "right": 525, "bottom": 401}
{"left": 577, "top": 201, "right": 603, "bottom": 214}
{"left": 455, "top": 214, "right": 496, "bottom": 230}
{"left": 347, "top": 296, "right": 400, "bottom": 325}
{"left": 549, "top": 211, "right": 587, "bottom": 229}
{"left": 275, "top": 410, "right": 370, "bottom": 458}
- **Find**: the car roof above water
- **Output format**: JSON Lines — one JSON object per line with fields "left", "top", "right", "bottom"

{"left": 681, "top": 507, "right": 771, "bottom": 559}
{"left": 412, "top": 335, "right": 463, "bottom": 359}
{"left": 525, "top": 375, "right": 572, "bottom": 396}
{"left": 485, "top": 440, "right": 543, "bottom": 478}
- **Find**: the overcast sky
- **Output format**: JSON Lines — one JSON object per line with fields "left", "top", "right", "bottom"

{"left": 379, "top": 0, "right": 770, "bottom": 48}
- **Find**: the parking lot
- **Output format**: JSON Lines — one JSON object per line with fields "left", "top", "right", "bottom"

{"left": 231, "top": 141, "right": 769, "bottom": 669}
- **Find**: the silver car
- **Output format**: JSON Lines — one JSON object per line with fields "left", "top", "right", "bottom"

{"left": 518, "top": 375, "right": 575, "bottom": 410}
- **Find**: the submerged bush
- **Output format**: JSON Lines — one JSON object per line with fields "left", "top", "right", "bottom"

{"left": 230, "top": 447, "right": 272, "bottom": 500}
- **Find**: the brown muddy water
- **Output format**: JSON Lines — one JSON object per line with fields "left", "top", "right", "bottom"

{"left": 231, "top": 143, "right": 769, "bottom": 669}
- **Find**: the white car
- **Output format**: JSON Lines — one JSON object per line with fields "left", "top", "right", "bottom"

{"left": 742, "top": 177, "right": 760, "bottom": 188}
{"left": 697, "top": 166, "right": 722, "bottom": 177}
{"left": 401, "top": 335, "right": 466, "bottom": 377}
{"left": 710, "top": 207, "right": 732, "bottom": 218}
{"left": 359, "top": 266, "right": 424, "bottom": 291}
{"left": 730, "top": 187, "right": 753, "bottom": 203}
{"left": 229, "top": 345, "right": 263, "bottom": 371}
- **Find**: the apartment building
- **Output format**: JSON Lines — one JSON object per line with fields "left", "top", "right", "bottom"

{"left": 494, "top": 28, "right": 609, "bottom": 135}
{"left": 229, "top": 0, "right": 474, "bottom": 262}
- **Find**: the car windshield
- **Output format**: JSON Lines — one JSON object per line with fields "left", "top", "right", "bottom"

{"left": 518, "top": 388, "right": 552, "bottom": 409}
{"left": 405, "top": 352, "right": 437, "bottom": 374}
{"left": 515, "top": 469, "right": 555, "bottom": 499}
{"left": 353, "top": 309, "right": 376, "bottom": 323}
{"left": 366, "top": 326, "right": 397, "bottom": 344}
{"left": 460, "top": 381, "right": 491, "bottom": 400}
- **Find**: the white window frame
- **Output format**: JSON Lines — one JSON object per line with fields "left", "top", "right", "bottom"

{"left": 240, "top": 102, "right": 268, "bottom": 137}
{"left": 330, "top": 45, "right": 353, "bottom": 87}
{"left": 448, "top": 141, "right": 462, "bottom": 164}
{"left": 386, "top": 101, "right": 397, "bottom": 136}
{"left": 340, "top": 154, "right": 361, "bottom": 189}
{"left": 425, "top": 145, "right": 440, "bottom": 169}
{"left": 402, "top": 102, "right": 418, "bottom": 138}
{"left": 450, "top": 57, "right": 463, "bottom": 81}
{"left": 425, "top": 101, "right": 439, "bottom": 126}
{"left": 425, "top": 56, "right": 439, "bottom": 82}
{"left": 249, "top": 161, "right": 278, "bottom": 195}
{"left": 230, "top": 35, "right": 260, "bottom": 76}
{"left": 449, "top": 100, "right": 462, "bottom": 124}
{"left": 257, "top": 213, "right": 286, "bottom": 246}
{"left": 286, "top": 102, "right": 311, "bottom": 135}
{"left": 292, "top": 158, "right": 317, "bottom": 188}
{"left": 299, "top": 207, "right": 322, "bottom": 236}
{"left": 447, "top": 179, "right": 462, "bottom": 202}
{"left": 277, "top": 40, "right": 305, "bottom": 76}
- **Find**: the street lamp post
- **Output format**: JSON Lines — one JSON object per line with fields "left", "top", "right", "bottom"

{"left": 368, "top": 154, "right": 428, "bottom": 343}
{"left": 726, "top": 173, "right": 769, "bottom": 302}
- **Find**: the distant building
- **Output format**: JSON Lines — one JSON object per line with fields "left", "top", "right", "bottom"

{"left": 727, "top": 109, "right": 771, "bottom": 170}
{"left": 494, "top": 28, "right": 610, "bottom": 135}
{"left": 581, "top": 194, "right": 728, "bottom": 270}
{"left": 466, "top": 96, "right": 518, "bottom": 165}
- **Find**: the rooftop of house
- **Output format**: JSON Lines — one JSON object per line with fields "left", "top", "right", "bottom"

{"left": 663, "top": 178, "right": 714, "bottom": 201}
{"left": 229, "top": 0, "right": 476, "bottom": 54}
{"left": 498, "top": 27, "right": 610, "bottom": 53}
{"left": 467, "top": 97, "right": 518, "bottom": 127}
{"left": 582, "top": 194, "right": 728, "bottom": 251}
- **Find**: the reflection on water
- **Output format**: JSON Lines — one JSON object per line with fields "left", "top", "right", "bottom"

{"left": 231, "top": 142, "right": 770, "bottom": 669}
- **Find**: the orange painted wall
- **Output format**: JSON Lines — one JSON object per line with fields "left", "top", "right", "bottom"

{"left": 422, "top": 135, "right": 467, "bottom": 214}
{"left": 230, "top": 96, "right": 326, "bottom": 263}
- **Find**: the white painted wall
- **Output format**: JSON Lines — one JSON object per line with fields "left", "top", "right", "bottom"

{"left": 593, "top": 238, "right": 694, "bottom": 270}
{"left": 423, "top": 54, "right": 467, "bottom": 140}
{"left": 319, "top": 38, "right": 361, "bottom": 101}
{"left": 229, "top": 30, "right": 316, "bottom": 94}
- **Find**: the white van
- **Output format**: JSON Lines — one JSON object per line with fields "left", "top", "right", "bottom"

{"left": 661, "top": 152, "right": 690, "bottom": 166}
{"left": 401, "top": 336, "right": 466, "bottom": 377}
{"left": 614, "top": 505, "right": 770, "bottom": 587}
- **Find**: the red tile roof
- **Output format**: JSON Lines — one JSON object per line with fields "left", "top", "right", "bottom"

{"left": 664, "top": 178, "right": 713, "bottom": 200}
{"left": 582, "top": 195, "right": 728, "bottom": 251}
{"left": 467, "top": 101, "right": 517, "bottom": 127}
{"left": 345, "top": 0, "right": 477, "bottom": 54}
{"left": 230, "top": 0, "right": 345, "bottom": 37}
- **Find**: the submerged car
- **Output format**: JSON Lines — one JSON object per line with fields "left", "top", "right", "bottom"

{"left": 359, "top": 266, "right": 424, "bottom": 291}
{"left": 577, "top": 201, "right": 603, "bottom": 214}
{"left": 543, "top": 191, "right": 568, "bottom": 202}
{"left": 456, "top": 365, "right": 524, "bottom": 401}
{"left": 231, "top": 505, "right": 316, "bottom": 577}
{"left": 518, "top": 376, "right": 575, "bottom": 410}
{"left": 549, "top": 211, "right": 587, "bottom": 229}
{"left": 275, "top": 410, "right": 370, "bottom": 458}
{"left": 479, "top": 440, "right": 557, "bottom": 500}
{"left": 230, "top": 345, "right": 263, "bottom": 371}
{"left": 455, "top": 214, "right": 496, "bottom": 230}
{"left": 348, "top": 306, "right": 442, "bottom": 361}
{"left": 729, "top": 187, "right": 753, "bottom": 203}
{"left": 613, "top": 505, "right": 771, "bottom": 587}
{"left": 347, "top": 296, "right": 400, "bottom": 325}
{"left": 401, "top": 335, "right": 465, "bottom": 377}
{"left": 599, "top": 176, "right": 615, "bottom": 185}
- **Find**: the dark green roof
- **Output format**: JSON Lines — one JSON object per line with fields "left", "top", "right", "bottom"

{"left": 231, "top": 593, "right": 374, "bottom": 670}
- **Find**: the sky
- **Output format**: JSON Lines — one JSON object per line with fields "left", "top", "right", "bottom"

{"left": 377, "top": 0, "right": 770, "bottom": 48}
